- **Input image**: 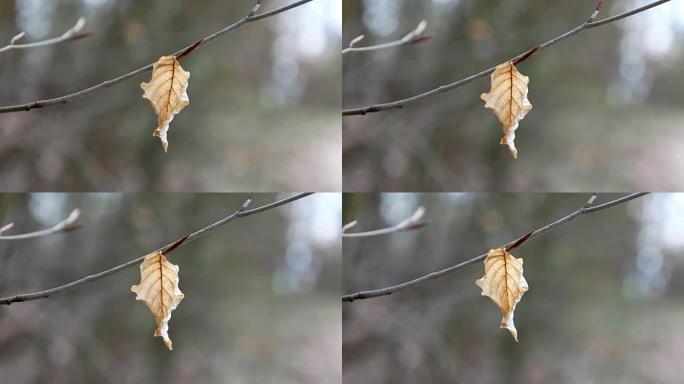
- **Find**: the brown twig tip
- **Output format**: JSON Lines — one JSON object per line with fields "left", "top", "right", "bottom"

{"left": 406, "top": 221, "right": 429, "bottom": 230}
{"left": 505, "top": 231, "right": 534, "bottom": 252}
{"left": 512, "top": 45, "right": 540, "bottom": 66}
{"left": 589, "top": 0, "right": 605, "bottom": 22}
{"left": 69, "top": 31, "right": 93, "bottom": 41}
{"left": 162, "top": 234, "right": 190, "bottom": 255}
{"left": 249, "top": 0, "right": 262, "bottom": 16}
{"left": 60, "top": 224, "right": 83, "bottom": 233}
{"left": 176, "top": 39, "right": 203, "bottom": 60}
{"left": 409, "top": 35, "right": 433, "bottom": 45}
{"left": 239, "top": 193, "right": 255, "bottom": 212}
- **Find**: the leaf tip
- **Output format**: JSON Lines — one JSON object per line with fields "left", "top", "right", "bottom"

{"left": 500, "top": 136, "right": 518, "bottom": 159}
{"left": 501, "top": 312, "right": 520, "bottom": 341}
{"left": 153, "top": 128, "right": 169, "bottom": 152}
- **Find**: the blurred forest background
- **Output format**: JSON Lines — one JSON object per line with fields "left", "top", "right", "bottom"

{"left": 343, "top": 193, "right": 684, "bottom": 383}
{"left": 343, "top": 0, "right": 684, "bottom": 191}
{"left": 0, "top": 193, "right": 341, "bottom": 383}
{"left": 0, "top": 0, "right": 341, "bottom": 191}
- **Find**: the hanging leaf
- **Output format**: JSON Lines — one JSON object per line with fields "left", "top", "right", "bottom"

{"left": 475, "top": 248, "right": 529, "bottom": 341}
{"left": 131, "top": 251, "right": 184, "bottom": 350}
{"left": 140, "top": 55, "right": 190, "bottom": 152}
{"left": 480, "top": 62, "right": 532, "bottom": 159}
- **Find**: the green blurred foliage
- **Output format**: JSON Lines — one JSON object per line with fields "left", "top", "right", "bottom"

{"left": 0, "top": 0, "right": 341, "bottom": 191}
{"left": 343, "top": 193, "right": 684, "bottom": 383}
{"left": 343, "top": 0, "right": 684, "bottom": 191}
{"left": 0, "top": 193, "right": 341, "bottom": 383}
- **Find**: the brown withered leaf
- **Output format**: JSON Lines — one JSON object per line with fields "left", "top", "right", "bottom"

{"left": 131, "top": 251, "right": 184, "bottom": 350}
{"left": 480, "top": 62, "right": 532, "bottom": 159}
{"left": 140, "top": 55, "right": 190, "bottom": 152}
{"left": 475, "top": 248, "right": 529, "bottom": 342}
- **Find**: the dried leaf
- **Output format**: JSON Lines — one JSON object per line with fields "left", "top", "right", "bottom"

{"left": 475, "top": 248, "right": 529, "bottom": 341}
{"left": 480, "top": 62, "right": 532, "bottom": 159}
{"left": 140, "top": 56, "right": 190, "bottom": 152}
{"left": 131, "top": 251, "right": 184, "bottom": 350}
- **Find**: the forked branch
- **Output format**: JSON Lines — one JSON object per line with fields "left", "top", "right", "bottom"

{"left": 0, "top": 17, "right": 90, "bottom": 55}
{"left": 342, "top": 193, "right": 647, "bottom": 302}
{"left": 0, "top": 209, "right": 81, "bottom": 240}
{"left": 0, "top": 193, "right": 313, "bottom": 305}
{"left": 342, "top": 206, "right": 427, "bottom": 237}
{"left": 342, "top": 20, "right": 430, "bottom": 55}
{"left": 0, "top": 0, "right": 313, "bottom": 114}
{"left": 342, "top": 0, "right": 670, "bottom": 116}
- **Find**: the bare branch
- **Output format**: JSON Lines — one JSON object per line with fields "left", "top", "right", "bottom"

{"left": 342, "top": 193, "right": 648, "bottom": 302}
{"left": 0, "top": 17, "right": 90, "bottom": 55}
{"left": 342, "top": 206, "right": 427, "bottom": 238}
{"left": 342, "top": 20, "right": 430, "bottom": 55}
{"left": 0, "top": 193, "right": 313, "bottom": 305}
{"left": 0, "top": 0, "right": 313, "bottom": 114}
{"left": 0, "top": 209, "right": 81, "bottom": 240}
{"left": 342, "top": 0, "right": 670, "bottom": 116}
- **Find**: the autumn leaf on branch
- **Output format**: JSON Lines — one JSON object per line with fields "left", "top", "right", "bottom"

{"left": 140, "top": 56, "right": 190, "bottom": 152}
{"left": 131, "top": 251, "right": 184, "bottom": 350}
{"left": 475, "top": 248, "right": 529, "bottom": 341}
{"left": 480, "top": 62, "right": 532, "bottom": 159}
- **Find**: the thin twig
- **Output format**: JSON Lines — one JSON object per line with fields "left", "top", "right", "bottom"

{"left": 0, "top": 17, "right": 90, "bottom": 55}
{"left": 342, "top": 20, "right": 430, "bottom": 55}
{"left": 342, "top": 0, "right": 670, "bottom": 116}
{"left": 0, "top": 209, "right": 81, "bottom": 240}
{"left": 0, "top": 223, "right": 14, "bottom": 234}
{"left": 342, "top": 193, "right": 648, "bottom": 302}
{"left": 0, "top": 0, "right": 313, "bottom": 114}
{"left": 342, "top": 206, "right": 427, "bottom": 238}
{"left": 0, "top": 193, "right": 313, "bottom": 305}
